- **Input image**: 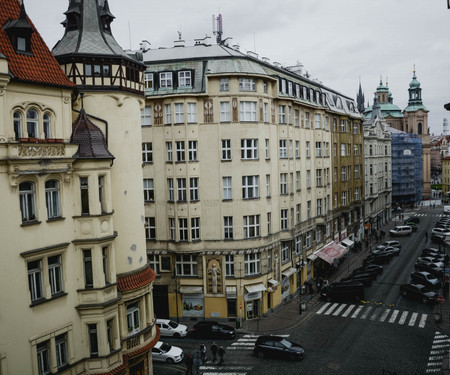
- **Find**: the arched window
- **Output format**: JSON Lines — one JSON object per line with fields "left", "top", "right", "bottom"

{"left": 14, "top": 111, "right": 22, "bottom": 140}
{"left": 418, "top": 122, "right": 423, "bottom": 135}
{"left": 45, "top": 180, "right": 60, "bottom": 219}
{"left": 43, "top": 113, "right": 51, "bottom": 139}
{"left": 26, "top": 109, "right": 38, "bottom": 138}
{"left": 19, "top": 181, "right": 36, "bottom": 222}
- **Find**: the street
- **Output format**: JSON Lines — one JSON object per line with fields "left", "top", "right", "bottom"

{"left": 155, "top": 207, "right": 450, "bottom": 375}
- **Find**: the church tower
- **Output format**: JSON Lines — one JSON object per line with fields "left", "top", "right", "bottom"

{"left": 53, "top": 0, "right": 158, "bottom": 373}
{"left": 356, "top": 81, "right": 365, "bottom": 114}
{"left": 403, "top": 68, "right": 431, "bottom": 197}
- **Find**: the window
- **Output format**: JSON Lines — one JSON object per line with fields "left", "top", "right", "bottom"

{"left": 355, "top": 187, "right": 360, "bottom": 201}
{"left": 191, "top": 217, "right": 200, "bottom": 240}
{"left": 43, "top": 114, "right": 51, "bottom": 139}
{"left": 315, "top": 113, "right": 321, "bottom": 129}
{"left": 55, "top": 334, "right": 68, "bottom": 369}
{"left": 143, "top": 179, "right": 154, "bottom": 202}
{"left": 145, "top": 217, "right": 156, "bottom": 240}
{"left": 241, "top": 139, "right": 258, "bottom": 159}
{"left": 341, "top": 143, "right": 346, "bottom": 156}
{"left": 243, "top": 215, "right": 260, "bottom": 238}
{"left": 177, "top": 178, "right": 186, "bottom": 201}
{"left": 342, "top": 191, "right": 347, "bottom": 205}
{"left": 281, "top": 209, "right": 288, "bottom": 230}
{"left": 102, "top": 247, "right": 109, "bottom": 285}
{"left": 295, "top": 141, "right": 300, "bottom": 158}
{"left": 222, "top": 139, "right": 231, "bottom": 160}
{"left": 179, "top": 218, "right": 188, "bottom": 241}
{"left": 354, "top": 165, "right": 360, "bottom": 178}
{"left": 280, "top": 173, "right": 287, "bottom": 194}
{"left": 178, "top": 71, "right": 192, "bottom": 87}
{"left": 141, "top": 106, "right": 151, "bottom": 126}
{"left": 317, "top": 198, "right": 323, "bottom": 216}
{"left": 225, "top": 254, "right": 234, "bottom": 276}
{"left": 224, "top": 216, "right": 233, "bottom": 239}
{"left": 296, "top": 204, "right": 301, "bottom": 223}
{"left": 305, "top": 112, "right": 310, "bottom": 128}
{"left": 167, "top": 179, "right": 174, "bottom": 201}
{"left": 239, "top": 78, "right": 256, "bottom": 91}
{"left": 266, "top": 174, "right": 270, "bottom": 196}
{"left": 176, "top": 254, "right": 197, "bottom": 276}
{"left": 48, "top": 255, "right": 63, "bottom": 296}
{"left": 239, "top": 101, "right": 257, "bottom": 121}
{"left": 28, "top": 260, "right": 43, "bottom": 302}
{"left": 278, "top": 105, "right": 286, "bottom": 124}
{"left": 265, "top": 139, "right": 270, "bottom": 159}
{"left": 174, "top": 103, "right": 184, "bottom": 123}
{"left": 106, "top": 319, "right": 115, "bottom": 352}
{"left": 279, "top": 140, "right": 287, "bottom": 158}
{"left": 222, "top": 177, "right": 232, "bottom": 200}
{"left": 45, "top": 180, "right": 60, "bottom": 219}
{"left": 127, "top": 302, "right": 140, "bottom": 335}
{"left": 316, "top": 169, "right": 322, "bottom": 186}
{"left": 190, "top": 177, "right": 199, "bottom": 201}
{"left": 354, "top": 144, "right": 359, "bottom": 155}
{"left": 220, "top": 102, "right": 230, "bottom": 122}
{"left": 27, "top": 109, "right": 38, "bottom": 138}
{"left": 242, "top": 175, "right": 259, "bottom": 199}
{"left": 98, "top": 176, "right": 106, "bottom": 213}
{"left": 176, "top": 141, "right": 185, "bottom": 162}
{"left": 20, "top": 181, "right": 36, "bottom": 222}
{"left": 296, "top": 171, "right": 300, "bottom": 191}
{"left": 83, "top": 250, "right": 93, "bottom": 288}
{"left": 160, "top": 72, "right": 173, "bottom": 88}
{"left": 220, "top": 78, "right": 229, "bottom": 92}
{"left": 144, "top": 72, "right": 153, "bottom": 89}
{"left": 142, "top": 142, "right": 153, "bottom": 163}
{"left": 306, "top": 141, "right": 310, "bottom": 157}
{"left": 188, "top": 140, "right": 197, "bottom": 161}
{"left": 77, "top": 178, "right": 92, "bottom": 218}
{"left": 169, "top": 218, "right": 175, "bottom": 240}
{"left": 306, "top": 170, "right": 311, "bottom": 189}
{"left": 263, "top": 103, "right": 269, "bottom": 122}
{"left": 37, "top": 341, "right": 50, "bottom": 375}
{"left": 148, "top": 254, "right": 160, "bottom": 274}
{"left": 294, "top": 109, "right": 299, "bottom": 127}
{"left": 187, "top": 103, "right": 197, "bottom": 123}
{"left": 340, "top": 119, "right": 346, "bottom": 132}
{"left": 166, "top": 142, "right": 173, "bottom": 162}
{"left": 341, "top": 167, "right": 347, "bottom": 181}
{"left": 281, "top": 242, "right": 289, "bottom": 261}
{"left": 315, "top": 142, "right": 322, "bottom": 157}
{"left": 307, "top": 201, "right": 311, "bottom": 219}
{"left": 306, "top": 231, "right": 312, "bottom": 248}
{"left": 165, "top": 104, "right": 172, "bottom": 124}
{"left": 14, "top": 111, "right": 22, "bottom": 140}
{"left": 88, "top": 324, "right": 99, "bottom": 356}
{"left": 244, "top": 253, "right": 260, "bottom": 276}
{"left": 267, "top": 212, "right": 271, "bottom": 234}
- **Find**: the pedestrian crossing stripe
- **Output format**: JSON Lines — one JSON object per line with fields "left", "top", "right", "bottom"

{"left": 426, "top": 331, "right": 450, "bottom": 373}
{"left": 316, "top": 302, "right": 428, "bottom": 328}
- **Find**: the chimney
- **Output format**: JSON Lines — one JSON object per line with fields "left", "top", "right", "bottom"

{"left": 194, "top": 36, "right": 212, "bottom": 46}
{"left": 174, "top": 39, "right": 185, "bottom": 47}
{"left": 139, "top": 40, "right": 151, "bottom": 52}
{"left": 232, "top": 44, "right": 240, "bottom": 51}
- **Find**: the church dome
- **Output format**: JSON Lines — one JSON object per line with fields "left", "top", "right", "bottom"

{"left": 409, "top": 73, "right": 420, "bottom": 89}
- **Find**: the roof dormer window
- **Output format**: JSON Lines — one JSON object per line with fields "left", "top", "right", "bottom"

{"left": 3, "top": 2, "right": 34, "bottom": 54}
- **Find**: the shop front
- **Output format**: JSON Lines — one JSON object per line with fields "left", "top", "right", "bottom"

{"left": 179, "top": 286, "right": 204, "bottom": 318}
{"left": 281, "top": 267, "right": 296, "bottom": 301}
{"left": 315, "top": 242, "right": 348, "bottom": 277}
{"left": 244, "top": 283, "right": 266, "bottom": 320}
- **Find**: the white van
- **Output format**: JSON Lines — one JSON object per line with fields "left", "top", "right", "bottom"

{"left": 389, "top": 225, "right": 412, "bottom": 236}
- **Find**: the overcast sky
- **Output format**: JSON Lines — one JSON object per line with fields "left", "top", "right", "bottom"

{"left": 26, "top": 0, "right": 450, "bottom": 135}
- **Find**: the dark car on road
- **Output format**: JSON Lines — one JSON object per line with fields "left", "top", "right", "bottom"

{"left": 363, "top": 252, "right": 393, "bottom": 266}
{"left": 341, "top": 273, "right": 373, "bottom": 286}
{"left": 190, "top": 321, "right": 235, "bottom": 339}
{"left": 414, "top": 262, "right": 444, "bottom": 278}
{"left": 254, "top": 335, "right": 305, "bottom": 361}
{"left": 320, "top": 282, "right": 365, "bottom": 302}
{"left": 410, "top": 271, "right": 441, "bottom": 289}
{"left": 406, "top": 217, "right": 420, "bottom": 224}
{"left": 399, "top": 283, "right": 438, "bottom": 304}
{"left": 378, "top": 240, "right": 401, "bottom": 249}
{"left": 352, "top": 264, "right": 384, "bottom": 275}
{"left": 372, "top": 246, "right": 400, "bottom": 256}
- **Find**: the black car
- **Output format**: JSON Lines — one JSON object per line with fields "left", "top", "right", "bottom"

{"left": 341, "top": 273, "right": 373, "bottom": 286}
{"left": 414, "top": 262, "right": 444, "bottom": 278}
{"left": 410, "top": 271, "right": 441, "bottom": 289}
{"left": 406, "top": 217, "right": 420, "bottom": 224}
{"left": 190, "top": 321, "right": 235, "bottom": 339}
{"left": 399, "top": 283, "right": 437, "bottom": 304}
{"left": 421, "top": 248, "right": 449, "bottom": 262}
{"left": 351, "top": 266, "right": 382, "bottom": 279}
{"left": 404, "top": 222, "right": 418, "bottom": 232}
{"left": 363, "top": 252, "right": 393, "bottom": 266}
{"left": 320, "top": 282, "right": 365, "bottom": 302}
{"left": 254, "top": 335, "right": 305, "bottom": 360}
{"left": 431, "top": 233, "right": 446, "bottom": 244}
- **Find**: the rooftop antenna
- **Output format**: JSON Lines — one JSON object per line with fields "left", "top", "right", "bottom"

{"left": 444, "top": 118, "right": 448, "bottom": 136}
{"left": 212, "top": 14, "right": 223, "bottom": 44}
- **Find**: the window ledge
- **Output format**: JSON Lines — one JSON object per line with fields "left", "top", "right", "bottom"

{"left": 29, "top": 292, "right": 67, "bottom": 307}
{"left": 47, "top": 216, "right": 65, "bottom": 223}
{"left": 21, "top": 220, "right": 41, "bottom": 227}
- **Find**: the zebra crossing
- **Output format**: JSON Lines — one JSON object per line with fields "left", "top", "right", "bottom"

{"left": 199, "top": 334, "right": 289, "bottom": 375}
{"left": 316, "top": 302, "right": 428, "bottom": 328}
{"left": 426, "top": 331, "right": 450, "bottom": 373}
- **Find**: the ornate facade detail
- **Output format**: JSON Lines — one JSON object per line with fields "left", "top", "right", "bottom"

{"left": 18, "top": 144, "right": 65, "bottom": 157}
{"left": 203, "top": 99, "right": 213, "bottom": 123}
{"left": 206, "top": 258, "right": 222, "bottom": 294}
{"left": 154, "top": 101, "right": 163, "bottom": 125}
{"left": 232, "top": 97, "right": 238, "bottom": 122}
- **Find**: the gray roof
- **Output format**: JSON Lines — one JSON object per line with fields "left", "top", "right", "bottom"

{"left": 52, "top": 0, "right": 132, "bottom": 61}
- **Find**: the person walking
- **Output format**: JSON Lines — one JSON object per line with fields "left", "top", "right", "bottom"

{"left": 218, "top": 346, "right": 225, "bottom": 365}
{"left": 210, "top": 342, "right": 218, "bottom": 362}
{"left": 185, "top": 353, "right": 193, "bottom": 375}
{"left": 200, "top": 343, "right": 207, "bottom": 362}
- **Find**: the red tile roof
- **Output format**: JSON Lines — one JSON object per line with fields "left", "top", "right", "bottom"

{"left": 117, "top": 265, "right": 156, "bottom": 292}
{"left": 0, "top": 0, "right": 75, "bottom": 88}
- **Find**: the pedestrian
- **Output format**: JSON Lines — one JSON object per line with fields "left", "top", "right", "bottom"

{"left": 200, "top": 343, "right": 207, "bottom": 362}
{"left": 218, "top": 345, "right": 225, "bottom": 365}
{"left": 185, "top": 353, "right": 193, "bottom": 375}
{"left": 210, "top": 342, "right": 218, "bottom": 362}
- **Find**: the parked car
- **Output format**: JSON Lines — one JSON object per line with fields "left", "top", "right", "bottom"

{"left": 431, "top": 227, "right": 450, "bottom": 236}
{"left": 341, "top": 273, "right": 373, "bottom": 286}
{"left": 421, "top": 248, "right": 449, "bottom": 262}
{"left": 352, "top": 264, "right": 384, "bottom": 275}
{"left": 410, "top": 271, "right": 441, "bottom": 288}
{"left": 416, "top": 258, "right": 445, "bottom": 268}
{"left": 320, "top": 282, "right": 365, "bottom": 302}
{"left": 431, "top": 233, "right": 446, "bottom": 244}
{"left": 152, "top": 341, "right": 184, "bottom": 363}
{"left": 254, "top": 335, "right": 305, "bottom": 360}
{"left": 414, "top": 263, "right": 444, "bottom": 278}
{"left": 363, "top": 252, "right": 394, "bottom": 266}
{"left": 190, "top": 321, "right": 236, "bottom": 339}
{"left": 406, "top": 217, "right": 420, "bottom": 224}
{"left": 379, "top": 240, "right": 401, "bottom": 249}
{"left": 404, "top": 221, "right": 418, "bottom": 231}
{"left": 389, "top": 226, "right": 412, "bottom": 236}
{"left": 372, "top": 246, "right": 400, "bottom": 256}
{"left": 399, "top": 283, "right": 438, "bottom": 304}
{"left": 156, "top": 319, "right": 188, "bottom": 338}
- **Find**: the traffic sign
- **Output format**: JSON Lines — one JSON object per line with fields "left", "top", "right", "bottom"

{"left": 438, "top": 296, "right": 445, "bottom": 303}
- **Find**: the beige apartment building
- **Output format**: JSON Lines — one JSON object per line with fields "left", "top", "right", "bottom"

{"left": 138, "top": 37, "right": 363, "bottom": 321}
{"left": 0, "top": 1, "right": 157, "bottom": 374}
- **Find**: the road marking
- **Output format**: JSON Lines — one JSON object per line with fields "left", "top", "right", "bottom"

{"left": 379, "top": 308, "right": 390, "bottom": 322}
{"left": 333, "top": 303, "right": 347, "bottom": 316}
{"left": 324, "top": 303, "right": 339, "bottom": 315}
{"left": 408, "top": 312, "right": 418, "bottom": 326}
{"left": 389, "top": 310, "right": 399, "bottom": 323}
{"left": 369, "top": 307, "right": 381, "bottom": 321}
{"left": 342, "top": 304, "right": 355, "bottom": 317}
{"left": 317, "top": 302, "right": 331, "bottom": 315}
{"left": 419, "top": 314, "right": 427, "bottom": 328}
{"left": 398, "top": 311, "right": 409, "bottom": 325}
{"left": 351, "top": 305, "right": 363, "bottom": 318}
{"left": 360, "top": 306, "right": 373, "bottom": 320}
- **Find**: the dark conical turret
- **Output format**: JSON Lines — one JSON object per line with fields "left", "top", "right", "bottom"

{"left": 356, "top": 81, "right": 365, "bottom": 114}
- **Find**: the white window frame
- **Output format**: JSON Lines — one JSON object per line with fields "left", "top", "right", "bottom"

{"left": 220, "top": 101, "right": 230, "bottom": 122}
{"left": 239, "top": 101, "right": 257, "bottom": 122}
{"left": 168, "top": 178, "right": 174, "bottom": 201}
{"left": 222, "top": 177, "right": 232, "bottom": 200}
{"left": 175, "top": 254, "right": 197, "bottom": 275}
{"left": 141, "top": 106, "right": 151, "bottom": 126}
{"left": 281, "top": 209, "right": 288, "bottom": 230}
{"left": 20, "top": 181, "right": 36, "bottom": 222}
{"left": 224, "top": 216, "right": 233, "bottom": 239}
{"left": 244, "top": 253, "right": 260, "bottom": 276}
{"left": 280, "top": 173, "right": 287, "bottom": 194}
{"left": 178, "top": 71, "right": 192, "bottom": 87}
{"left": 190, "top": 177, "right": 199, "bottom": 201}
{"left": 191, "top": 217, "right": 200, "bottom": 240}
{"left": 188, "top": 140, "right": 197, "bottom": 161}
{"left": 241, "top": 139, "right": 258, "bottom": 159}
{"left": 222, "top": 139, "right": 231, "bottom": 160}
{"left": 187, "top": 103, "right": 197, "bottom": 123}
{"left": 164, "top": 104, "right": 172, "bottom": 124}
{"left": 160, "top": 72, "right": 173, "bottom": 88}
{"left": 243, "top": 215, "right": 260, "bottom": 238}
{"left": 142, "top": 142, "right": 153, "bottom": 163}
{"left": 45, "top": 179, "right": 61, "bottom": 219}
{"left": 242, "top": 175, "right": 259, "bottom": 199}
{"left": 127, "top": 302, "right": 140, "bottom": 335}
{"left": 143, "top": 178, "right": 154, "bottom": 202}
{"left": 177, "top": 178, "right": 187, "bottom": 201}
{"left": 239, "top": 78, "right": 256, "bottom": 92}
{"left": 145, "top": 217, "right": 156, "bottom": 240}
{"left": 279, "top": 139, "right": 287, "bottom": 158}
{"left": 176, "top": 141, "right": 185, "bottom": 162}
{"left": 174, "top": 103, "right": 184, "bottom": 123}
